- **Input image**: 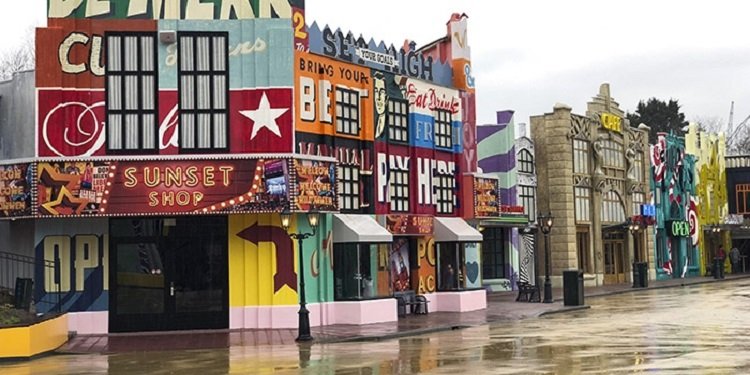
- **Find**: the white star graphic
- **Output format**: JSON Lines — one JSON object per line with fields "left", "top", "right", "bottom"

{"left": 239, "top": 92, "right": 289, "bottom": 140}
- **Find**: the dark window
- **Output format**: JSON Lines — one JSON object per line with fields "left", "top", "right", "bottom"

{"left": 577, "top": 228, "right": 590, "bottom": 273}
{"left": 737, "top": 184, "right": 750, "bottom": 214}
{"left": 335, "top": 87, "right": 360, "bottom": 136}
{"left": 390, "top": 169, "right": 409, "bottom": 212}
{"left": 338, "top": 165, "right": 360, "bottom": 211}
{"left": 437, "top": 242, "right": 467, "bottom": 291}
{"left": 334, "top": 243, "right": 384, "bottom": 300}
{"left": 434, "top": 110, "right": 452, "bottom": 149}
{"left": 435, "top": 172, "right": 455, "bottom": 214}
{"left": 178, "top": 32, "right": 229, "bottom": 152}
{"left": 388, "top": 99, "right": 409, "bottom": 142}
{"left": 518, "top": 149, "right": 534, "bottom": 173}
{"left": 106, "top": 33, "right": 158, "bottom": 153}
{"left": 519, "top": 185, "right": 536, "bottom": 222}
{"left": 481, "top": 227, "right": 506, "bottom": 279}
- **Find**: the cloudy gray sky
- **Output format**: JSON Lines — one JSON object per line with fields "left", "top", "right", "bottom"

{"left": 4, "top": 1, "right": 749, "bottom": 131}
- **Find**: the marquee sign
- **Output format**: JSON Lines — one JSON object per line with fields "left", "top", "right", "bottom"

{"left": 473, "top": 177, "right": 499, "bottom": 218}
{"left": 600, "top": 113, "right": 622, "bottom": 133}
{"left": 22, "top": 156, "right": 337, "bottom": 218}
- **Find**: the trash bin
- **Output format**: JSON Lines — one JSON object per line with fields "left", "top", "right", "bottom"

{"left": 637, "top": 262, "right": 649, "bottom": 288}
{"left": 714, "top": 257, "right": 724, "bottom": 279}
{"left": 563, "top": 269, "right": 584, "bottom": 306}
{"left": 632, "top": 262, "right": 641, "bottom": 288}
{"left": 14, "top": 277, "right": 33, "bottom": 310}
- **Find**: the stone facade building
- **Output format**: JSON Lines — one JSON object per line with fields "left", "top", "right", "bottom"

{"left": 531, "top": 84, "right": 653, "bottom": 287}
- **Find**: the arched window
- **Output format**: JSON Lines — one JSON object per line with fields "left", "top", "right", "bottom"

{"left": 518, "top": 149, "right": 534, "bottom": 173}
{"left": 601, "top": 190, "right": 626, "bottom": 223}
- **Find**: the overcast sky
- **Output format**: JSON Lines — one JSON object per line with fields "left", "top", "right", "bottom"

{"left": 4, "top": 1, "right": 749, "bottom": 132}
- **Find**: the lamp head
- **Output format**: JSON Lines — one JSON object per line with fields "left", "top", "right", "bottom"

{"left": 307, "top": 210, "right": 320, "bottom": 231}
{"left": 280, "top": 208, "right": 292, "bottom": 231}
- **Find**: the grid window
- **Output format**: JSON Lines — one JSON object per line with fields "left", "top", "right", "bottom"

{"left": 519, "top": 185, "right": 536, "bottom": 222}
{"left": 518, "top": 149, "right": 534, "bottom": 174}
{"left": 435, "top": 173, "right": 455, "bottom": 214}
{"left": 634, "top": 153, "right": 644, "bottom": 182}
{"left": 602, "top": 139, "right": 626, "bottom": 178}
{"left": 335, "top": 87, "right": 360, "bottom": 136}
{"left": 390, "top": 169, "right": 409, "bottom": 212}
{"left": 178, "top": 32, "right": 229, "bottom": 152}
{"left": 388, "top": 99, "right": 409, "bottom": 142}
{"left": 338, "top": 165, "right": 360, "bottom": 211}
{"left": 574, "top": 186, "right": 591, "bottom": 222}
{"left": 106, "top": 33, "right": 158, "bottom": 153}
{"left": 602, "top": 190, "right": 626, "bottom": 223}
{"left": 737, "top": 184, "right": 750, "bottom": 214}
{"left": 481, "top": 227, "right": 506, "bottom": 279}
{"left": 435, "top": 110, "right": 452, "bottom": 149}
{"left": 573, "top": 139, "right": 590, "bottom": 174}
{"left": 577, "top": 228, "right": 590, "bottom": 273}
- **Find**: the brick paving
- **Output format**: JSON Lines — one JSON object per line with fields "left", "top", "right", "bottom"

{"left": 56, "top": 273, "right": 750, "bottom": 354}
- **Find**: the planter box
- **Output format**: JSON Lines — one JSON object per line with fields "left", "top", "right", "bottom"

{"left": 0, "top": 314, "right": 68, "bottom": 360}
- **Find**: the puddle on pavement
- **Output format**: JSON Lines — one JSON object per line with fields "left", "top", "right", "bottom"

{"left": 3, "top": 280, "right": 750, "bottom": 374}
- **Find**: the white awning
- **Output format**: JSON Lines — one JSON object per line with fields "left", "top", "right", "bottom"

{"left": 433, "top": 217, "right": 483, "bottom": 242}
{"left": 332, "top": 214, "right": 393, "bottom": 243}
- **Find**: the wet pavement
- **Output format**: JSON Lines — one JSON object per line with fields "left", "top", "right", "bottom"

{"left": 4, "top": 276, "right": 750, "bottom": 374}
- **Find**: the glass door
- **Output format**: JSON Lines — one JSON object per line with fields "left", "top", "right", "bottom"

{"left": 109, "top": 217, "right": 228, "bottom": 333}
{"left": 603, "top": 231, "right": 626, "bottom": 284}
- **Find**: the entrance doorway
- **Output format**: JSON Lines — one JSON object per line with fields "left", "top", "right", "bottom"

{"left": 603, "top": 231, "right": 626, "bottom": 284}
{"left": 109, "top": 217, "right": 228, "bottom": 332}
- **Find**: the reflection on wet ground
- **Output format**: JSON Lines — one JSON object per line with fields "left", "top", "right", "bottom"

{"left": 4, "top": 280, "right": 750, "bottom": 374}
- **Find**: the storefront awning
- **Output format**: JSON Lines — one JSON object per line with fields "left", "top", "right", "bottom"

{"left": 333, "top": 214, "right": 393, "bottom": 243}
{"left": 434, "top": 217, "right": 483, "bottom": 242}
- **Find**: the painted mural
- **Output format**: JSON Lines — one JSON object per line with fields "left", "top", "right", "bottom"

{"left": 34, "top": 218, "right": 109, "bottom": 314}
{"left": 0, "top": 163, "right": 33, "bottom": 218}
{"left": 48, "top": 0, "right": 302, "bottom": 20}
{"left": 306, "top": 23, "right": 452, "bottom": 86}
{"left": 651, "top": 133, "right": 699, "bottom": 279}
{"left": 36, "top": 18, "right": 294, "bottom": 157}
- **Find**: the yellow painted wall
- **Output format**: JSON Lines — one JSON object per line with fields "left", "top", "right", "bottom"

{"left": 0, "top": 314, "right": 68, "bottom": 359}
{"left": 686, "top": 123, "right": 729, "bottom": 275}
{"left": 229, "top": 214, "right": 298, "bottom": 307}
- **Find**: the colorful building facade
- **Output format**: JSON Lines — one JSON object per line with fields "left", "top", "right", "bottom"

{"left": 531, "top": 84, "right": 653, "bottom": 287}
{"left": 475, "top": 111, "right": 530, "bottom": 291}
{"left": 650, "top": 132, "right": 699, "bottom": 279}
{"left": 0, "top": 2, "right": 487, "bottom": 334}
{"left": 685, "top": 124, "right": 730, "bottom": 276}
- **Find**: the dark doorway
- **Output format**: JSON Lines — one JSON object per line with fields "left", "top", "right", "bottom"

{"left": 109, "top": 217, "right": 228, "bottom": 332}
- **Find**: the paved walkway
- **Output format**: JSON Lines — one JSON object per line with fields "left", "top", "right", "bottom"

{"left": 57, "top": 273, "right": 750, "bottom": 354}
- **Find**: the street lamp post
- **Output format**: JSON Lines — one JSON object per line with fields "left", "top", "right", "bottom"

{"left": 629, "top": 220, "right": 641, "bottom": 288}
{"left": 280, "top": 208, "right": 320, "bottom": 342}
{"left": 538, "top": 212, "right": 554, "bottom": 303}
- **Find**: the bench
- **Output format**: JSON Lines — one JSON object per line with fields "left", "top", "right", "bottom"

{"left": 516, "top": 281, "right": 540, "bottom": 302}
{"left": 395, "top": 290, "right": 430, "bottom": 316}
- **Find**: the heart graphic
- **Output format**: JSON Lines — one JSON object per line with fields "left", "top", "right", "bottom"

{"left": 466, "top": 261, "right": 479, "bottom": 284}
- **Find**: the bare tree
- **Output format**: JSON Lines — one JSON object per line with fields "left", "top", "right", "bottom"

{"left": 693, "top": 115, "right": 750, "bottom": 155}
{"left": 0, "top": 26, "right": 35, "bottom": 81}
{"left": 692, "top": 115, "right": 725, "bottom": 133}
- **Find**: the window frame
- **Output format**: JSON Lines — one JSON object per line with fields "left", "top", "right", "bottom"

{"left": 518, "top": 149, "right": 534, "bottom": 174}
{"left": 389, "top": 168, "right": 409, "bottom": 212}
{"left": 737, "top": 184, "right": 750, "bottom": 214}
{"left": 573, "top": 139, "right": 590, "bottom": 174}
{"left": 335, "top": 87, "right": 360, "bottom": 136}
{"left": 105, "top": 32, "right": 159, "bottom": 154}
{"left": 434, "top": 109, "right": 453, "bottom": 149}
{"left": 574, "top": 186, "right": 591, "bottom": 223}
{"left": 434, "top": 171, "right": 455, "bottom": 215}
{"left": 387, "top": 98, "right": 409, "bottom": 143}
{"left": 576, "top": 227, "right": 591, "bottom": 273}
{"left": 177, "top": 31, "right": 230, "bottom": 153}
{"left": 338, "top": 165, "right": 361, "bottom": 212}
{"left": 519, "top": 185, "right": 536, "bottom": 222}
{"left": 481, "top": 227, "right": 506, "bottom": 280}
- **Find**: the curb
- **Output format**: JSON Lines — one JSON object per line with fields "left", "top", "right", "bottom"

{"left": 537, "top": 305, "right": 591, "bottom": 317}
{"left": 316, "top": 325, "right": 472, "bottom": 344}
